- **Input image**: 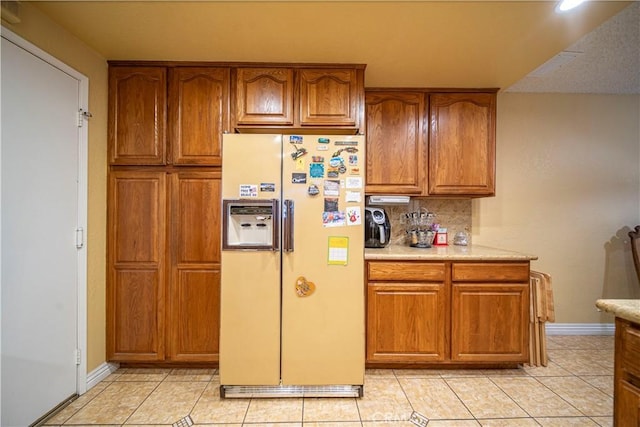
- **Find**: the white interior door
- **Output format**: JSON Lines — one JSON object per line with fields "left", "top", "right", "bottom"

{"left": 1, "top": 30, "right": 87, "bottom": 426}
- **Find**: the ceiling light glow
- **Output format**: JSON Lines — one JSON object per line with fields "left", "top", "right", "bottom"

{"left": 557, "top": 0, "right": 586, "bottom": 12}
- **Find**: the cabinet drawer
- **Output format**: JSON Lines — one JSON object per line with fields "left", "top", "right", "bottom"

{"left": 368, "top": 262, "right": 446, "bottom": 281}
{"left": 622, "top": 323, "right": 640, "bottom": 378}
{"left": 452, "top": 263, "right": 529, "bottom": 282}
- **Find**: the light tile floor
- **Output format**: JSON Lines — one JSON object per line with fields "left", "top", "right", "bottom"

{"left": 43, "top": 335, "right": 615, "bottom": 426}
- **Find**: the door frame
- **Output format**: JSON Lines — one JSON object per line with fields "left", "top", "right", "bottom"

{"left": 0, "top": 26, "right": 89, "bottom": 395}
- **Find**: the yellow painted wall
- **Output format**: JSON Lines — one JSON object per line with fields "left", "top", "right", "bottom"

{"left": 2, "top": 3, "right": 108, "bottom": 372}
{"left": 474, "top": 92, "right": 640, "bottom": 323}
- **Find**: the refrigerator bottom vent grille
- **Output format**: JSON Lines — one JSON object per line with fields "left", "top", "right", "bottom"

{"left": 220, "top": 384, "right": 363, "bottom": 398}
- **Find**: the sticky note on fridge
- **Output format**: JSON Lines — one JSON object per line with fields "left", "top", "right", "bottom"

{"left": 328, "top": 236, "right": 349, "bottom": 266}
{"left": 239, "top": 184, "right": 258, "bottom": 197}
{"left": 345, "top": 191, "right": 361, "bottom": 203}
{"left": 345, "top": 176, "right": 362, "bottom": 189}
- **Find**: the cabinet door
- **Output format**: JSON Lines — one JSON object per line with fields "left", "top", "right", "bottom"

{"left": 616, "top": 380, "right": 640, "bottom": 427}
{"left": 235, "top": 67, "right": 294, "bottom": 126}
{"left": 365, "top": 91, "right": 426, "bottom": 194}
{"left": 107, "top": 170, "right": 166, "bottom": 361}
{"left": 451, "top": 283, "right": 529, "bottom": 362}
{"left": 108, "top": 67, "right": 166, "bottom": 165}
{"left": 367, "top": 282, "right": 448, "bottom": 363}
{"left": 169, "top": 67, "right": 229, "bottom": 165}
{"left": 298, "top": 68, "right": 360, "bottom": 127}
{"left": 429, "top": 93, "right": 496, "bottom": 196}
{"left": 615, "top": 319, "right": 640, "bottom": 425}
{"left": 168, "top": 171, "right": 222, "bottom": 361}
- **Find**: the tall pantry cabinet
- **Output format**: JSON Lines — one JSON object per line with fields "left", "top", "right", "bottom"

{"left": 107, "top": 62, "right": 365, "bottom": 363}
{"left": 108, "top": 170, "right": 167, "bottom": 361}
{"left": 107, "top": 65, "right": 226, "bottom": 362}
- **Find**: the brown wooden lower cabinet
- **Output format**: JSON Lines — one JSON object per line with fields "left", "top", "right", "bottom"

{"left": 108, "top": 170, "right": 166, "bottom": 361}
{"left": 451, "top": 283, "right": 529, "bottom": 362}
{"left": 107, "top": 168, "right": 221, "bottom": 363}
{"left": 168, "top": 269, "right": 221, "bottom": 362}
{"left": 366, "top": 260, "right": 530, "bottom": 366}
{"left": 167, "top": 171, "right": 221, "bottom": 362}
{"left": 367, "top": 282, "right": 448, "bottom": 363}
{"left": 614, "top": 318, "right": 640, "bottom": 426}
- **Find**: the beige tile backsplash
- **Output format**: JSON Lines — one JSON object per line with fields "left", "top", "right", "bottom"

{"left": 381, "top": 198, "right": 472, "bottom": 246}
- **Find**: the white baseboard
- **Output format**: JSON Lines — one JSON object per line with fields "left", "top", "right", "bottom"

{"left": 86, "top": 362, "right": 120, "bottom": 391}
{"left": 545, "top": 323, "right": 615, "bottom": 335}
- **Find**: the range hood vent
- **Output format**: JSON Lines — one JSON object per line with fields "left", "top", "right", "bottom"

{"left": 367, "top": 195, "right": 410, "bottom": 205}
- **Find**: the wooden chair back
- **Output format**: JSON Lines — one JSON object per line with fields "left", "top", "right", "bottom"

{"left": 628, "top": 225, "right": 640, "bottom": 285}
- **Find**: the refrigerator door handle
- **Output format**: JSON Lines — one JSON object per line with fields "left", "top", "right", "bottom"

{"left": 272, "top": 198, "right": 280, "bottom": 251}
{"left": 283, "top": 199, "right": 294, "bottom": 252}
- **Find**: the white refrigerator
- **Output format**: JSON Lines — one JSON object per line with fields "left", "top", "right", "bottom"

{"left": 220, "top": 133, "right": 365, "bottom": 397}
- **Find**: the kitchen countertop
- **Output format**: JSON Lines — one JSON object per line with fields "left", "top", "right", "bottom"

{"left": 595, "top": 299, "right": 640, "bottom": 324}
{"left": 364, "top": 244, "right": 538, "bottom": 261}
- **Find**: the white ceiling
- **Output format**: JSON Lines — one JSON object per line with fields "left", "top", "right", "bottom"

{"left": 507, "top": 1, "right": 639, "bottom": 94}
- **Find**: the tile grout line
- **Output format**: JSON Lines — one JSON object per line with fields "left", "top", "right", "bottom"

{"left": 73, "top": 372, "right": 148, "bottom": 426}
{"left": 534, "top": 374, "right": 588, "bottom": 418}
{"left": 119, "top": 372, "right": 168, "bottom": 426}
{"left": 353, "top": 379, "right": 365, "bottom": 426}
{"left": 50, "top": 381, "right": 110, "bottom": 425}
{"left": 392, "top": 368, "right": 417, "bottom": 423}
{"left": 578, "top": 374, "right": 615, "bottom": 398}
{"left": 487, "top": 375, "right": 537, "bottom": 420}
{"left": 352, "top": 387, "right": 364, "bottom": 427}
{"left": 181, "top": 370, "right": 213, "bottom": 426}
{"left": 440, "top": 373, "right": 479, "bottom": 424}
{"left": 536, "top": 353, "right": 615, "bottom": 420}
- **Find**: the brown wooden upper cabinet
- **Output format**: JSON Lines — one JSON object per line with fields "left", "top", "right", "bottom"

{"left": 169, "top": 67, "right": 230, "bottom": 165}
{"left": 298, "top": 68, "right": 360, "bottom": 127}
{"left": 364, "top": 89, "right": 496, "bottom": 197}
{"left": 109, "top": 65, "right": 230, "bottom": 166}
{"left": 108, "top": 67, "right": 167, "bottom": 165}
{"left": 234, "top": 66, "right": 365, "bottom": 131}
{"left": 235, "top": 67, "right": 294, "bottom": 126}
{"left": 109, "top": 63, "right": 364, "bottom": 165}
{"left": 429, "top": 92, "right": 496, "bottom": 196}
{"left": 365, "top": 91, "right": 427, "bottom": 195}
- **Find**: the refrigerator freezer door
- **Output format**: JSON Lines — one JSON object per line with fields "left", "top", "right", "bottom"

{"left": 281, "top": 135, "right": 365, "bottom": 386}
{"left": 220, "top": 134, "right": 282, "bottom": 385}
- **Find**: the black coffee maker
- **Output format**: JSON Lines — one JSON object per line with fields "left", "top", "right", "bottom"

{"left": 365, "top": 207, "right": 391, "bottom": 248}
